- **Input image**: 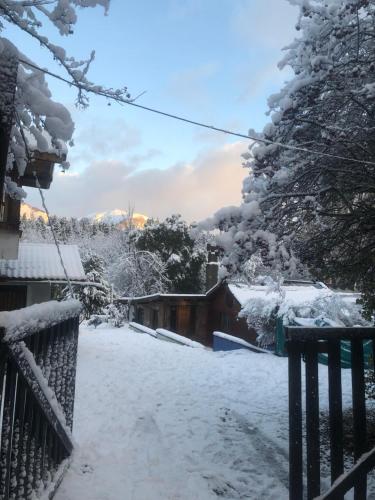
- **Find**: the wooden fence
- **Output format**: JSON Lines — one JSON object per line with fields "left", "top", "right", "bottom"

{"left": 286, "top": 326, "right": 375, "bottom": 500}
{"left": 0, "top": 308, "right": 80, "bottom": 499}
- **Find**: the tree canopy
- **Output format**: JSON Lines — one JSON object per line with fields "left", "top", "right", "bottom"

{"left": 207, "top": 0, "right": 375, "bottom": 316}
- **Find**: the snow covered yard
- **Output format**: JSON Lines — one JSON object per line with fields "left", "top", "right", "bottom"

{"left": 55, "top": 324, "right": 351, "bottom": 500}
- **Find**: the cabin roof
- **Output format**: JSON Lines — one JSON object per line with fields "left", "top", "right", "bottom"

{"left": 121, "top": 293, "right": 207, "bottom": 304}
{"left": 228, "top": 281, "right": 331, "bottom": 307}
{"left": 0, "top": 243, "right": 85, "bottom": 281}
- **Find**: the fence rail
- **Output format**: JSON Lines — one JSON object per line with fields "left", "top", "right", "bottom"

{"left": 0, "top": 307, "right": 80, "bottom": 500}
{"left": 286, "top": 327, "right": 375, "bottom": 500}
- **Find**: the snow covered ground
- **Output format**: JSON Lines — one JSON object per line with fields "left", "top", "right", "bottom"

{"left": 55, "top": 323, "right": 351, "bottom": 500}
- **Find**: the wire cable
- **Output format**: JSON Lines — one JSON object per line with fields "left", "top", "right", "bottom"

{"left": 18, "top": 57, "right": 375, "bottom": 168}
{"left": 15, "top": 114, "right": 75, "bottom": 298}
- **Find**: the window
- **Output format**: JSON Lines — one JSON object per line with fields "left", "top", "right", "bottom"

{"left": 136, "top": 307, "right": 144, "bottom": 325}
{"left": 225, "top": 291, "right": 234, "bottom": 308}
{"left": 189, "top": 305, "right": 197, "bottom": 334}
{"left": 220, "top": 312, "right": 231, "bottom": 332}
{"left": 170, "top": 306, "right": 177, "bottom": 332}
{"left": 152, "top": 309, "right": 158, "bottom": 329}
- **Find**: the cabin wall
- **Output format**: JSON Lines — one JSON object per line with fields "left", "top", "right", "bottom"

{"left": 207, "top": 285, "right": 257, "bottom": 345}
{"left": 0, "top": 281, "right": 51, "bottom": 311}
{"left": 26, "top": 282, "right": 51, "bottom": 307}
{"left": 131, "top": 299, "right": 211, "bottom": 346}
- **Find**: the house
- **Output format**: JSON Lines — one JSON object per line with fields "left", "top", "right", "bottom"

{"left": 0, "top": 242, "right": 85, "bottom": 311}
{"left": 120, "top": 279, "right": 332, "bottom": 348}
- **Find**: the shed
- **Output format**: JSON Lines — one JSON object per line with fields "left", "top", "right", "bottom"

{"left": 124, "top": 292, "right": 209, "bottom": 345}
{"left": 0, "top": 243, "right": 85, "bottom": 311}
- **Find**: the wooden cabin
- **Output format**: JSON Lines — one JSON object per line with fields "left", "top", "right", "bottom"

{"left": 120, "top": 282, "right": 257, "bottom": 347}
{"left": 121, "top": 280, "right": 329, "bottom": 348}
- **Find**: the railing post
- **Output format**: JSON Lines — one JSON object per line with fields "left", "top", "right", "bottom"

{"left": 287, "top": 335, "right": 303, "bottom": 500}
{"left": 351, "top": 338, "right": 367, "bottom": 500}
{"left": 305, "top": 341, "right": 320, "bottom": 499}
{"left": 328, "top": 340, "right": 344, "bottom": 485}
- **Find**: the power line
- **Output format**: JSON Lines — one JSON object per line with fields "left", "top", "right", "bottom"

{"left": 18, "top": 57, "right": 375, "bottom": 168}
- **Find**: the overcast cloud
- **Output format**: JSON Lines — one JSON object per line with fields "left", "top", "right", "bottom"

{"left": 25, "top": 142, "right": 248, "bottom": 223}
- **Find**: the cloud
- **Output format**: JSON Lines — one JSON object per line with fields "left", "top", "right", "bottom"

{"left": 167, "top": 63, "right": 219, "bottom": 106}
{"left": 25, "top": 142, "right": 248, "bottom": 223}
{"left": 231, "top": 0, "right": 299, "bottom": 50}
{"left": 67, "top": 118, "right": 142, "bottom": 167}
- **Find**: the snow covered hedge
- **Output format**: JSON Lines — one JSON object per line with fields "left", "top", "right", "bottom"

{"left": 238, "top": 284, "right": 369, "bottom": 346}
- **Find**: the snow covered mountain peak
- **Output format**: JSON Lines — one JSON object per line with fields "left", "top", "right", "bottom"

{"left": 86, "top": 209, "right": 148, "bottom": 228}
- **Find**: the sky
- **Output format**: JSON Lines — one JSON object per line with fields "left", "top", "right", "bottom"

{"left": 6, "top": 0, "right": 299, "bottom": 222}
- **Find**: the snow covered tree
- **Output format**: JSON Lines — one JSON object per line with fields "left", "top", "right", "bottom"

{"left": 76, "top": 253, "right": 111, "bottom": 318}
{"left": 108, "top": 249, "right": 170, "bottom": 298}
{"left": 206, "top": 0, "right": 375, "bottom": 316}
{"left": 0, "top": 0, "right": 130, "bottom": 199}
{"left": 135, "top": 215, "right": 206, "bottom": 293}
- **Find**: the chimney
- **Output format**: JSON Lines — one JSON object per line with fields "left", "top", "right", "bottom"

{"left": 206, "top": 244, "right": 219, "bottom": 291}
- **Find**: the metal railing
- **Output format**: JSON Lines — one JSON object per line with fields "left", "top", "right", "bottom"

{"left": 0, "top": 307, "right": 80, "bottom": 499}
{"left": 286, "top": 326, "right": 375, "bottom": 500}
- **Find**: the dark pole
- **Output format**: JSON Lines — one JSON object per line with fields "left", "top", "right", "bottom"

{"left": 0, "top": 53, "right": 18, "bottom": 213}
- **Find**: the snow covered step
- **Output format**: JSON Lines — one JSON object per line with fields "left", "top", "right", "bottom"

{"left": 156, "top": 328, "right": 204, "bottom": 348}
{"left": 129, "top": 322, "right": 157, "bottom": 337}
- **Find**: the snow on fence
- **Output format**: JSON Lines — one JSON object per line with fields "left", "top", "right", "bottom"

{"left": 213, "top": 331, "right": 271, "bottom": 354}
{"left": 129, "top": 322, "right": 203, "bottom": 348}
{"left": 129, "top": 322, "right": 157, "bottom": 337}
{"left": 155, "top": 328, "right": 204, "bottom": 348}
{"left": 0, "top": 301, "right": 80, "bottom": 499}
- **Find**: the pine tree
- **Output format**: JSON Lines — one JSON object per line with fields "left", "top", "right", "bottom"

{"left": 135, "top": 215, "right": 206, "bottom": 293}
{"left": 77, "top": 253, "right": 111, "bottom": 319}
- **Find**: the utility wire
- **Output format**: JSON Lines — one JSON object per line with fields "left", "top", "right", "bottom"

{"left": 18, "top": 57, "right": 375, "bottom": 168}
{"left": 15, "top": 113, "right": 75, "bottom": 298}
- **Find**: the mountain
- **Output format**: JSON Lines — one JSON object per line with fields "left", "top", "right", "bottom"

{"left": 21, "top": 204, "right": 148, "bottom": 229}
{"left": 21, "top": 202, "right": 48, "bottom": 222}
{"left": 86, "top": 209, "right": 148, "bottom": 229}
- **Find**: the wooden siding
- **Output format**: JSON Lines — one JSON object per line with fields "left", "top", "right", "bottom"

{"left": 207, "top": 284, "right": 257, "bottom": 345}
{"left": 128, "top": 282, "right": 258, "bottom": 347}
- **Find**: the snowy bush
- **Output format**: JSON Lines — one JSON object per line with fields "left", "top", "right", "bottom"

{"left": 105, "top": 303, "right": 128, "bottom": 328}
{"left": 239, "top": 281, "right": 369, "bottom": 346}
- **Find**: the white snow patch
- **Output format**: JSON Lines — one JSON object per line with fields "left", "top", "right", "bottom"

{"left": 55, "top": 324, "right": 355, "bottom": 500}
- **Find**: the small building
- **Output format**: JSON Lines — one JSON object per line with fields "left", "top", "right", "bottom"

{"left": 0, "top": 242, "right": 85, "bottom": 311}
{"left": 120, "top": 280, "right": 331, "bottom": 348}
{"left": 120, "top": 281, "right": 257, "bottom": 347}
{"left": 126, "top": 292, "right": 209, "bottom": 345}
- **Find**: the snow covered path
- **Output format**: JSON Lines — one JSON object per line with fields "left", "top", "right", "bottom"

{"left": 56, "top": 325, "right": 292, "bottom": 500}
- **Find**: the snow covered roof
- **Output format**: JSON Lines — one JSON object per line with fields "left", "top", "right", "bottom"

{"left": 228, "top": 282, "right": 332, "bottom": 307}
{"left": 0, "top": 243, "right": 85, "bottom": 281}
{"left": 121, "top": 293, "right": 206, "bottom": 303}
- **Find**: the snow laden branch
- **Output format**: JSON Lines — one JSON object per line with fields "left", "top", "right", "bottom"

{"left": 0, "top": 0, "right": 131, "bottom": 198}
{"left": 0, "top": 1, "right": 129, "bottom": 108}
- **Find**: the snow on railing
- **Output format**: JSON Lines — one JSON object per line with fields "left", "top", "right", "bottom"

{"left": 0, "top": 299, "right": 81, "bottom": 341}
{"left": 0, "top": 302, "right": 80, "bottom": 499}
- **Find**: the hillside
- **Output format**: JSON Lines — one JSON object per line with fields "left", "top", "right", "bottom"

{"left": 87, "top": 209, "right": 148, "bottom": 229}
{"left": 20, "top": 204, "right": 148, "bottom": 229}
{"left": 21, "top": 203, "right": 48, "bottom": 222}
